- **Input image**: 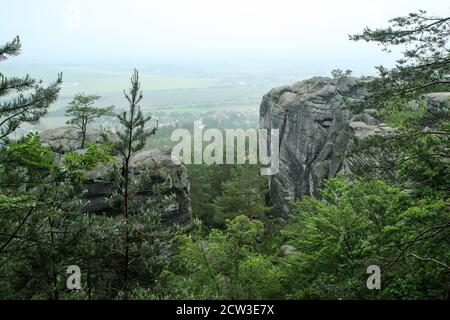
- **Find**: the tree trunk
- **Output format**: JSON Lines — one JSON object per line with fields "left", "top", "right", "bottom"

{"left": 81, "top": 122, "right": 87, "bottom": 149}
{"left": 123, "top": 157, "right": 130, "bottom": 300}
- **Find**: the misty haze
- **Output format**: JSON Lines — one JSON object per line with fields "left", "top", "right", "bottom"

{"left": 0, "top": 0, "right": 449, "bottom": 306}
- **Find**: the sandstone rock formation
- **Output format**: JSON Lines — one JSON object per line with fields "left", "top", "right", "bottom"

{"left": 40, "top": 127, "right": 114, "bottom": 153}
{"left": 259, "top": 77, "right": 392, "bottom": 216}
{"left": 422, "top": 92, "right": 450, "bottom": 115}
{"left": 40, "top": 127, "right": 192, "bottom": 226}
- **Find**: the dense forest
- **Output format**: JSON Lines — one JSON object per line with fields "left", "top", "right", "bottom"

{"left": 0, "top": 10, "right": 449, "bottom": 300}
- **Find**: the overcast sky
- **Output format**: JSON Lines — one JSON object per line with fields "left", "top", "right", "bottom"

{"left": 2, "top": 0, "right": 449, "bottom": 74}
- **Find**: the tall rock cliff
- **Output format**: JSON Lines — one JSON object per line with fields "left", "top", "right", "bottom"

{"left": 259, "top": 77, "right": 393, "bottom": 216}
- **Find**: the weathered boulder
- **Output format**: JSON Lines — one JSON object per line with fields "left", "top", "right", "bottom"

{"left": 40, "top": 127, "right": 192, "bottom": 227}
{"left": 40, "top": 127, "right": 115, "bottom": 153}
{"left": 349, "top": 121, "right": 394, "bottom": 141}
{"left": 259, "top": 77, "right": 387, "bottom": 216}
{"left": 422, "top": 92, "right": 450, "bottom": 115}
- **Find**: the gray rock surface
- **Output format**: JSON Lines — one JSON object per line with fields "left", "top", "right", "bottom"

{"left": 259, "top": 77, "right": 387, "bottom": 215}
{"left": 422, "top": 92, "right": 450, "bottom": 115}
{"left": 40, "top": 127, "right": 192, "bottom": 227}
{"left": 40, "top": 127, "right": 115, "bottom": 153}
{"left": 260, "top": 78, "right": 450, "bottom": 216}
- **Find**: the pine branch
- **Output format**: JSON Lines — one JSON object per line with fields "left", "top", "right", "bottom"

{"left": 0, "top": 36, "right": 21, "bottom": 62}
{"left": 0, "top": 75, "right": 37, "bottom": 96}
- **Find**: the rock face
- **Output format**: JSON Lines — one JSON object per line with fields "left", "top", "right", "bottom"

{"left": 40, "top": 127, "right": 115, "bottom": 153}
{"left": 40, "top": 127, "right": 192, "bottom": 227}
{"left": 422, "top": 92, "right": 450, "bottom": 114}
{"left": 259, "top": 77, "right": 392, "bottom": 216}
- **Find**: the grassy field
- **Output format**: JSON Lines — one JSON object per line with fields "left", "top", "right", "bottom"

{"left": 4, "top": 63, "right": 294, "bottom": 131}
{"left": 60, "top": 73, "right": 217, "bottom": 95}
{"left": 35, "top": 103, "right": 258, "bottom": 131}
{"left": 3, "top": 64, "right": 217, "bottom": 91}
{"left": 146, "top": 103, "right": 258, "bottom": 115}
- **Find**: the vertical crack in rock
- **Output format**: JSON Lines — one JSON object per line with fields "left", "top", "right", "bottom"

{"left": 260, "top": 77, "right": 449, "bottom": 218}
{"left": 260, "top": 77, "right": 375, "bottom": 216}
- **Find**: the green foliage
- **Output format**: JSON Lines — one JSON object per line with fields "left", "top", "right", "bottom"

{"left": 158, "top": 216, "right": 282, "bottom": 299}
{"left": 0, "top": 36, "right": 21, "bottom": 61}
{"left": 281, "top": 175, "right": 450, "bottom": 299}
{"left": 61, "top": 142, "right": 116, "bottom": 180}
{"left": 105, "top": 69, "right": 168, "bottom": 299}
{"left": 394, "top": 120, "right": 450, "bottom": 197}
{"left": 0, "top": 70, "right": 172, "bottom": 300}
{"left": 9, "top": 132, "right": 54, "bottom": 169}
{"left": 0, "top": 194, "right": 35, "bottom": 214}
{"left": 212, "top": 165, "right": 270, "bottom": 227}
{"left": 1, "top": 10, "right": 449, "bottom": 300}
{"left": 350, "top": 10, "right": 449, "bottom": 112}
{"left": 187, "top": 163, "right": 233, "bottom": 226}
{"left": 1, "top": 133, "right": 119, "bottom": 299}
{"left": 0, "top": 37, "right": 62, "bottom": 141}
{"left": 113, "top": 70, "right": 157, "bottom": 156}
{"left": 2, "top": 133, "right": 56, "bottom": 192}
{"left": 65, "top": 94, "right": 114, "bottom": 148}
{"left": 377, "top": 98, "right": 427, "bottom": 128}
{"left": 331, "top": 69, "right": 353, "bottom": 82}
{"left": 0, "top": 125, "right": 172, "bottom": 299}
{"left": 347, "top": 11, "right": 450, "bottom": 253}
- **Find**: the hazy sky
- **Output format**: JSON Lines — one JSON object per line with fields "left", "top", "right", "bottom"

{"left": 2, "top": 0, "right": 449, "bottom": 74}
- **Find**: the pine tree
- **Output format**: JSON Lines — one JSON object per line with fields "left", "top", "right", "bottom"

{"left": 348, "top": 11, "right": 450, "bottom": 194}
{"left": 111, "top": 69, "right": 158, "bottom": 299}
{"left": 65, "top": 94, "right": 114, "bottom": 148}
{"left": 349, "top": 10, "right": 449, "bottom": 111}
{"left": 0, "top": 36, "right": 62, "bottom": 141}
{"left": 0, "top": 133, "right": 115, "bottom": 299}
{"left": 340, "top": 11, "right": 450, "bottom": 294}
{"left": 212, "top": 165, "right": 270, "bottom": 228}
